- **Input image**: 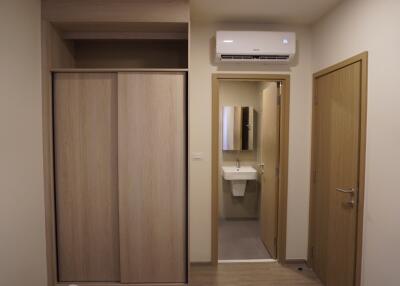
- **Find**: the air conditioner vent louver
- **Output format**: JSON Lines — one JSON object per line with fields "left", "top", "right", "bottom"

{"left": 216, "top": 31, "right": 296, "bottom": 64}
{"left": 221, "top": 55, "right": 290, "bottom": 60}
{"left": 259, "top": 55, "right": 290, "bottom": 60}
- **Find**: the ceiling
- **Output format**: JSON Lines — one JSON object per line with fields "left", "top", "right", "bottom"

{"left": 190, "top": 0, "right": 343, "bottom": 24}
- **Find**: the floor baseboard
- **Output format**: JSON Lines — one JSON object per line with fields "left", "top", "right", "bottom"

{"left": 283, "top": 259, "right": 307, "bottom": 265}
{"left": 218, "top": 259, "right": 277, "bottom": 263}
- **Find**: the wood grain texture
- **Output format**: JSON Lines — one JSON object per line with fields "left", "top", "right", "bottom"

{"left": 190, "top": 263, "right": 322, "bottom": 286}
{"left": 56, "top": 283, "right": 185, "bottom": 286}
{"left": 42, "top": 0, "right": 190, "bottom": 23}
{"left": 54, "top": 22, "right": 188, "bottom": 34}
{"left": 41, "top": 19, "right": 76, "bottom": 286}
{"left": 277, "top": 79, "right": 290, "bottom": 263}
{"left": 311, "top": 62, "right": 361, "bottom": 286}
{"left": 63, "top": 32, "right": 187, "bottom": 40}
{"left": 211, "top": 75, "right": 220, "bottom": 265}
{"left": 54, "top": 73, "right": 119, "bottom": 282}
{"left": 355, "top": 53, "right": 368, "bottom": 286}
{"left": 42, "top": 21, "right": 75, "bottom": 69}
{"left": 118, "top": 72, "right": 187, "bottom": 283}
{"left": 51, "top": 68, "right": 189, "bottom": 73}
{"left": 260, "top": 82, "right": 280, "bottom": 258}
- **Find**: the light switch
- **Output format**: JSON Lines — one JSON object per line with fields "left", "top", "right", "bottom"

{"left": 192, "top": 152, "right": 204, "bottom": 160}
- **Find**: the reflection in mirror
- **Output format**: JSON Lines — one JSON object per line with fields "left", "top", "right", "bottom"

{"left": 222, "top": 106, "right": 255, "bottom": 151}
{"left": 222, "top": 106, "right": 242, "bottom": 151}
{"left": 242, "top": 106, "right": 255, "bottom": 150}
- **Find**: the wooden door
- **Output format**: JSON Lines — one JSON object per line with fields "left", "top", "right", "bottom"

{"left": 311, "top": 62, "right": 361, "bottom": 286}
{"left": 259, "top": 82, "right": 280, "bottom": 258}
{"left": 118, "top": 72, "right": 186, "bottom": 283}
{"left": 54, "top": 73, "right": 120, "bottom": 282}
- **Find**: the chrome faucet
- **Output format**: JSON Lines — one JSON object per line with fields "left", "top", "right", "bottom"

{"left": 236, "top": 158, "right": 241, "bottom": 169}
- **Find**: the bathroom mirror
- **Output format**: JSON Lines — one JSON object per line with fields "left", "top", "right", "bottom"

{"left": 222, "top": 106, "right": 255, "bottom": 151}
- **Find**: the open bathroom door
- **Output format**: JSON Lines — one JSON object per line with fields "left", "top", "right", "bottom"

{"left": 259, "top": 82, "right": 280, "bottom": 259}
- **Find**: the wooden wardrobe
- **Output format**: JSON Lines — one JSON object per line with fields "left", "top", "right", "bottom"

{"left": 53, "top": 71, "right": 187, "bottom": 284}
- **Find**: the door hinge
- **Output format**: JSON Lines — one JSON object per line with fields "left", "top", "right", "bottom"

{"left": 277, "top": 81, "right": 283, "bottom": 95}
{"left": 276, "top": 167, "right": 280, "bottom": 177}
{"left": 277, "top": 81, "right": 283, "bottom": 105}
{"left": 274, "top": 237, "right": 278, "bottom": 248}
{"left": 310, "top": 246, "right": 314, "bottom": 259}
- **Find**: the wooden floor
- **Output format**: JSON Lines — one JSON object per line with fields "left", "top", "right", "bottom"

{"left": 190, "top": 262, "right": 323, "bottom": 286}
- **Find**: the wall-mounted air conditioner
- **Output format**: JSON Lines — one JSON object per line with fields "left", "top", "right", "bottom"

{"left": 216, "top": 31, "right": 296, "bottom": 64}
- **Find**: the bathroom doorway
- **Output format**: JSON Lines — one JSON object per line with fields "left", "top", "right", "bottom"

{"left": 211, "top": 74, "right": 290, "bottom": 264}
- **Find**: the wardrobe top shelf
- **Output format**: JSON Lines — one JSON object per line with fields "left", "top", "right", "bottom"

{"left": 51, "top": 68, "right": 189, "bottom": 73}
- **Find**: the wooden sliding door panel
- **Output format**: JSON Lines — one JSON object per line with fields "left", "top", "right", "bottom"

{"left": 118, "top": 72, "right": 186, "bottom": 283}
{"left": 54, "top": 73, "right": 119, "bottom": 282}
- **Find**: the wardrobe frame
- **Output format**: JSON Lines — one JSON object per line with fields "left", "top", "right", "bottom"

{"left": 46, "top": 69, "right": 188, "bottom": 286}
{"left": 41, "top": 1, "right": 190, "bottom": 286}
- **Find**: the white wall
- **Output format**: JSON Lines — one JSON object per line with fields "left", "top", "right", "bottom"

{"left": 312, "top": 0, "right": 400, "bottom": 285}
{"left": 0, "top": 0, "right": 47, "bottom": 285}
{"left": 189, "top": 22, "right": 313, "bottom": 261}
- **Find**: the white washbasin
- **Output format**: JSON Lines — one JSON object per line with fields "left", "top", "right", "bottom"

{"left": 222, "top": 166, "right": 258, "bottom": 181}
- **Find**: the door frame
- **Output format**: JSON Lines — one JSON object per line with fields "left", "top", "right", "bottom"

{"left": 211, "top": 73, "right": 291, "bottom": 265}
{"left": 308, "top": 52, "right": 368, "bottom": 286}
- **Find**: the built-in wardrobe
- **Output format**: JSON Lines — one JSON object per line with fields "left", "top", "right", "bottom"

{"left": 41, "top": 1, "right": 189, "bottom": 285}
{"left": 53, "top": 72, "right": 186, "bottom": 284}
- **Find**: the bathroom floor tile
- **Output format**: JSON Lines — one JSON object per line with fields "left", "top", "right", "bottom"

{"left": 218, "top": 219, "right": 272, "bottom": 260}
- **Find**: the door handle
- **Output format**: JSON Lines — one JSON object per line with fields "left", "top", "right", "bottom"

{"left": 335, "top": 188, "right": 356, "bottom": 194}
{"left": 335, "top": 188, "right": 357, "bottom": 208}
